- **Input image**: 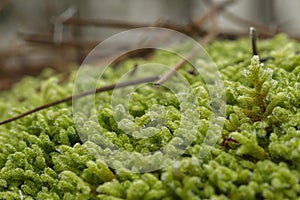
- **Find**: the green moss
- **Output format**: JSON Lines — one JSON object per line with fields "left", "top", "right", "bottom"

{"left": 1, "top": 34, "right": 300, "bottom": 199}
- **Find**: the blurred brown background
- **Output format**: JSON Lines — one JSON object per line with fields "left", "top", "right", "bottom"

{"left": 1, "top": 0, "right": 299, "bottom": 90}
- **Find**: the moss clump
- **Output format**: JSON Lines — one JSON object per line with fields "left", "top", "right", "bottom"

{"left": 1, "top": 34, "right": 300, "bottom": 199}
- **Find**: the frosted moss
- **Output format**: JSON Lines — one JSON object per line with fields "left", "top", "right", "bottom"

{"left": 0, "top": 34, "right": 300, "bottom": 199}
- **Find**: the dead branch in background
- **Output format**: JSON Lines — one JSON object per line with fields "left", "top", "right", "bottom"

{"left": 191, "top": 0, "right": 235, "bottom": 30}
{"left": 222, "top": 9, "right": 279, "bottom": 37}
{"left": 19, "top": 32, "right": 99, "bottom": 48}
{"left": 55, "top": 17, "right": 196, "bottom": 36}
{"left": 154, "top": 29, "right": 218, "bottom": 86}
{"left": 155, "top": 1, "right": 219, "bottom": 86}
{"left": 51, "top": 0, "right": 235, "bottom": 38}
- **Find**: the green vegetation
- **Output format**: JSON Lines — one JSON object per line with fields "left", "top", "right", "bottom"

{"left": 0, "top": 34, "right": 300, "bottom": 199}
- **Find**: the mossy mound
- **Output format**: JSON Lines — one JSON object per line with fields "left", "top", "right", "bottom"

{"left": 0, "top": 34, "right": 300, "bottom": 199}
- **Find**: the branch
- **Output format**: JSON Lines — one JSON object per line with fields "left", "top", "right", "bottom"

{"left": 191, "top": 0, "right": 236, "bottom": 28}
{"left": 52, "top": 16, "right": 196, "bottom": 36}
{"left": 154, "top": 2, "right": 219, "bottom": 86}
{"left": 0, "top": 76, "right": 159, "bottom": 125}
{"left": 19, "top": 32, "right": 99, "bottom": 48}
{"left": 222, "top": 9, "right": 279, "bottom": 36}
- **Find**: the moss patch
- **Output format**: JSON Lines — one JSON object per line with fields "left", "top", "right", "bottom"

{"left": 1, "top": 34, "right": 300, "bottom": 199}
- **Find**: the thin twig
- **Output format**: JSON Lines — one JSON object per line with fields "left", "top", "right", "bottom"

{"left": 0, "top": 76, "right": 159, "bottom": 125}
{"left": 154, "top": 2, "right": 219, "bottom": 86}
{"left": 192, "top": 0, "right": 235, "bottom": 29}
{"left": 250, "top": 27, "right": 258, "bottom": 56}
{"left": 153, "top": 33, "right": 217, "bottom": 86}
{"left": 154, "top": 51, "right": 195, "bottom": 86}
{"left": 19, "top": 32, "right": 99, "bottom": 48}
{"left": 222, "top": 9, "right": 279, "bottom": 37}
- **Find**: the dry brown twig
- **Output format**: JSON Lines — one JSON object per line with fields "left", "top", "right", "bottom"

{"left": 154, "top": 0, "right": 220, "bottom": 86}
{"left": 250, "top": 27, "right": 258, "bottom": 56}
{"left": 19, "top": 32, "right": 99, "bottom": 49}
{"left": 222, "top": 9, "right": 279, "bottom": 37}
{"left": 191, "top": 0, "right": 235, "bottom": 30}
{"left": 0, "top": 76, "right": 159, "bottom": 125}
{"left": 154, "top": 30, "right": 218, "bottom": 86}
